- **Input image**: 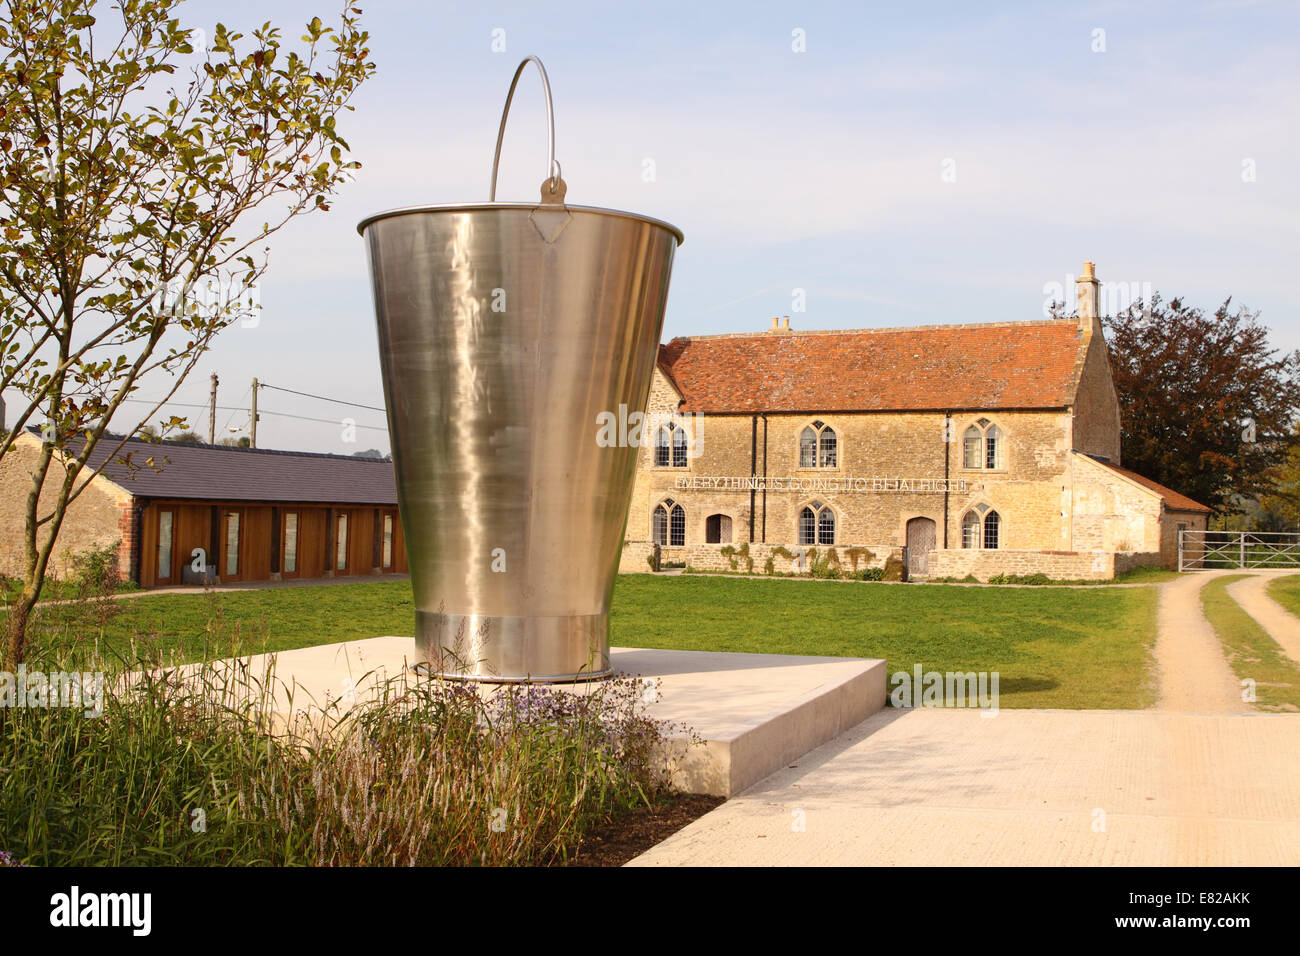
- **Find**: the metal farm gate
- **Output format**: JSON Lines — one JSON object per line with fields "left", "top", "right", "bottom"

{"left": 1178, "top": 530, "right": 1300, "bottom": 571}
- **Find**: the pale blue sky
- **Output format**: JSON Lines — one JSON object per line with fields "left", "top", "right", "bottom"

{"left": 11, "top": 0, "right": 1299, "bottom": 453}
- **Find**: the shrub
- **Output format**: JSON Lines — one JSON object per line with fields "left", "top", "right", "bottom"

{"left": 0, "top": 655, "right": 688, "bottom": 866}
{"left": 719, "top": 543, "right": 753, "bottom": 573}
{"left": 68, "top": 542, "right": 125, "bottom": 597}
{"left": 988, "top": 573, "right": 1055, "bottom": 586}
{"left": 882, "top": 555, "right": 906, "bottom": 581}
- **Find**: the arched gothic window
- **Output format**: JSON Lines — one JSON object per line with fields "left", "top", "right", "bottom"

{"left": 655, "top": 422, "right": 688, "bottom": 468}
{"left": 800, "top": 420, "right": 837, "bottom": 468}
{"left": 799, "top": 500, "right": 835, "bottom": 545}
{"left": 962, "top": 418, "right": 1003, "bottom": 470}
{"left": 653, "top": 499, "right": 686, "bottom": 546}
{"left": 961, "top": 504, "right": 1001, "bottom": 549}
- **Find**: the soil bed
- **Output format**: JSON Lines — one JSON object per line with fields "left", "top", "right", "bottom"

{"left": 563, "top": 793, "right": 725, "bottom": 867}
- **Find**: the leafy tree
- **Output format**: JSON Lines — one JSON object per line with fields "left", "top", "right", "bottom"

{"left": 1103, "top": 294, "right": 1300, "bottom": 514}
{"left": 0, "top": 0, "right": 374, "bottom": 662}
{"left": 1258, "top": 424, "right": 1300, "bottom": 529}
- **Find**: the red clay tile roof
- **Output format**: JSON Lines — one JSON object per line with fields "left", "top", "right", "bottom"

{"left": 1090, "top": 457, "right": 1212, "bottom": 513}
{"left": 658, "top": 320, "right": 1085, "bottom": 414}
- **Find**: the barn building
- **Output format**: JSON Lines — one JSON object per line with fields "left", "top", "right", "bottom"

{"left": 0, "top": 430, "right": 406, "bottom": 587}
{"left": 621, "top": 263, "right": 1211, "bottom": 580}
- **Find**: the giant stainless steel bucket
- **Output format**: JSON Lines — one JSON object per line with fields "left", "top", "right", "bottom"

{"left": 359, "top": 58, "right": 683, "bottom": 681}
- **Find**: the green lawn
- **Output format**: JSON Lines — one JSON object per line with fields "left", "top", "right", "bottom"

{"left": 22, "top": 574, "right": 1159, "bottom": 709}
{"left": 26, "top": 580, "right": 417, "bottom": 667}
{"left": 615, "top": 576, "right": 1158, "bottom": 708}
{"left": 1201, "top": 574, "right": 1300, "bottom": 712}
{"left": 1267, "top": 574, "right": 1300, "bottom": 619}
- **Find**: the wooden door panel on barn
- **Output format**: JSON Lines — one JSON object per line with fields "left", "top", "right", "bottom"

{"left": 241, "top": 507, "right": 273, "bottom": 581}
{"left": 347, "top": 507, "right": 375, "bottom": 575}
{"left": 177, "top": 505, "right": 213, "bottom": 583}
{"left": 305, "top": 508, "right": 330, "bottom": 579}
{"left": 392, "top": 512, "right": 408, "bottom": 573}
{"left": 906, "top": 517, "right": 937, "bottom": 577}
{"left": 140, "top": 505, "right": 168, "bottom": 587}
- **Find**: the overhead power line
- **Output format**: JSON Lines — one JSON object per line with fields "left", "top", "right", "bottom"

{"left": 258, "top": 383, "right": 386, "bottom": 413}
{"left": 118, "top": 397, "right": 389, "bottom": 432}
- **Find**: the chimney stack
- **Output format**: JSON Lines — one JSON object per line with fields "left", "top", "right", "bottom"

{"left": 769, "top": 316, "right": 779, "bottom": 332}
{"left": 781, "top": 316, "right": 790, "bottom": 331}
{"left": 1076, "top": 261, "right": 1100, "bottom": 323}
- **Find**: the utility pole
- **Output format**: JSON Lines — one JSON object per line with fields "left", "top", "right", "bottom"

{"left": 250, "top": 378, "right": 259, "bottom": 448}
{"left": 208, "top": 372, "right": 218, "bottom": 444}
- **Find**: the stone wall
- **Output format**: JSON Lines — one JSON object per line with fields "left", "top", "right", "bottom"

{"left": 619, "top": 539, "right": 659, "bottom": 574}
{"left": 928, "top": 547, "right": 1163, "bottom": 581}
{"left": 1071, "top": 453, "right": 1163, "bottom": 553}
{"left": 658, "top": 541, "right": 901, "bottom": 575}
{"left": 618, "top": 539, "right": 902, "bottom": 576}
{"left": 0, "top": 432, "right": 132, "bottom": 579}
{"left": 1071, "top": 452, "right": 1208, "bottom": 567}
{"left": 1160, "top": 510, "right": 1209, "bottom": 569}
{"left": 1070, "top": 316, "right": 1124, "bottom": 464}
{"left": 1114, "top": 550, "right": 1165, "bottom": 575}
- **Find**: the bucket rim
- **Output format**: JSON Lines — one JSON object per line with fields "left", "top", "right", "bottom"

{"left": 356, "top": 201, "right": 684, "bottom": 244}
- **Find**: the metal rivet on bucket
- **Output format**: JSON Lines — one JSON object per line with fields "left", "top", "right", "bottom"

{"left": 359, "top": 57, "right": 684, "bottom": 682}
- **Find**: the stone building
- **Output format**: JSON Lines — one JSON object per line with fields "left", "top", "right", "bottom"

{"left": 622, "top": 263, "right": 1210, "bottom": 580}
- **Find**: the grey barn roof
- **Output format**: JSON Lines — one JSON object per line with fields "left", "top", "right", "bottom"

{"left": 63, "top": 431, "right": 397, "bottom": 505}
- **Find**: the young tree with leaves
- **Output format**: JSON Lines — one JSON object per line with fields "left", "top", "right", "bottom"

{"left": 0, "top": 0, "right": 374, "bottom": 663}
{"left": 1103, "top": 294, "right": 1300, "bottom": 515}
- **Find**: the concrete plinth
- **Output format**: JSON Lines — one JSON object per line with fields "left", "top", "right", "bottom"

{"left": 215, "top": 637, "right": 887, "bottom": 798}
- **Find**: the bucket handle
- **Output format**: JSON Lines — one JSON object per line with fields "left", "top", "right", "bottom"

{"left": 489, "top": 56, "right": 565, "bottom": 204}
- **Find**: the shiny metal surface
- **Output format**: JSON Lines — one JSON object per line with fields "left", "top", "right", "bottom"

{"left": 361, "top": 203, "right": 681, "bottom": 681}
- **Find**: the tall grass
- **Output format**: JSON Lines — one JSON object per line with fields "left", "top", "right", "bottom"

{"left": 0, "top": 650, "right": 686, "bottom": 866}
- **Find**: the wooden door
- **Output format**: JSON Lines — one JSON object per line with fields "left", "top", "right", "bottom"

{"left": 177, "top": 505, "right": 214, "bottom": 583}
{"left": 297, "top": 509, "right": 327, "bottom": 579}
{"left": 906, "top": 517, "right": 937, "bottom": 577}
{"left": 392, "top": 512, "right": 408, "bottom": 573}
{"left": 142, "top": 505, "right": 178, "bottom": 587}
{"left": 241, "top": 507, "right": 272, "bottom": 581}
{"left": 348, "top": 507, "right": 375, "bottom": 575}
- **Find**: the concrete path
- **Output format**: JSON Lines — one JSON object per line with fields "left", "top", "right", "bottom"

{"left": 633, "top": 571, "right": 1300, "bottom": 866}
{"left": 629, "top": 708, "right": 1300, "bottom": 866}
{"left": 1226, "top": 573, "right": 1300, "bottom": 664}
{"left": 1153, "top": 570, "right": 1248, "bottom": 713}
